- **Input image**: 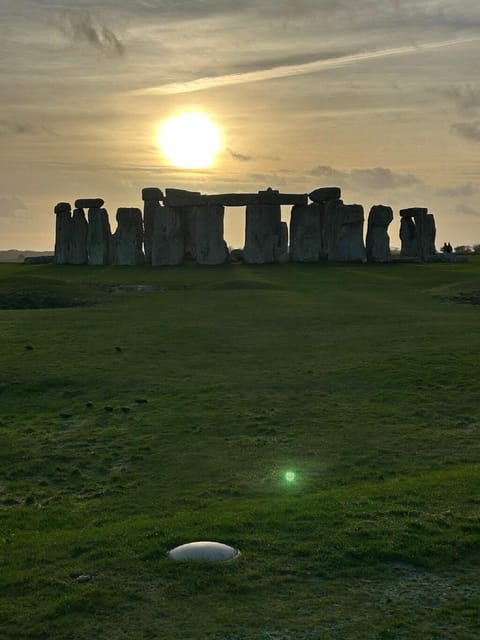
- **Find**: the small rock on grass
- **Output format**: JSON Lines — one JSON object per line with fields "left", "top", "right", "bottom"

{"left": 85, "top": 401, "right": 93, "bottom": 408}
{"left": 104, "top": 406, "right": 114, "bottom": 413}
{"left": 25, "top": 345, "right": 34, "bottom": 351}
{"left": 120, "top": 406, "right": 130, "bottom": 413}
{"left": 59, "top": 413, "right": 73, "bottom": 419}
{"left": 135, "top": 398, "right": 148, "bottom": 404}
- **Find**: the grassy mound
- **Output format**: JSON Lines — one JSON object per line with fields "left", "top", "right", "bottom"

{"left": 0, "top": 260, "right": 479, "bottom": 639}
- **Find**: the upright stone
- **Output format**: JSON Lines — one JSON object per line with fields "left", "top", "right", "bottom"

{"left": 243, "top": 204, "right": 285, "bottom": 264}
{"left": 275, "top": 222, "right": 289, "bottom": 264}
{"left": 113, "top": 208, "right": 145, "bottom": 265}
{"left": 290, "top": 203, "right": 325, "bottom": 262}
{"left": 69, "top": 208, "right": 88, "bottom": 265}
{"left": 54, "top": 202, "right": 71, "bottom": 264}
{"left": 413, "top": 210, "right": 436, "bottom": 260}
{"left": 87, "top": 208, "right": 112, "bottom": 265}
{"left": 180, "top": 207, "right": 197, "bottom": 260}
{"left": 400, "top": 216, "right": 417, "bottom": 257}
{"left": 151, "top": 206, "right": 184, "bottom": 266}
{"left": 366, "top": 205, "right": 393, "bottom": 262}
{"left": 326, "top": 202, "right": 365, "bottom": 262}
{"left": 194, "top": 205, "right": 228, "bottom": 265}
{"left": 142, "top": 188, "right": 164, "bottom": 265}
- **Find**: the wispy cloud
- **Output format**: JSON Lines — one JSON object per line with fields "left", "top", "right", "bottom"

{"left": 128, "top": 37, "right": 478, "bottom": 95}
{"left": 309, "top": 165, "right": 420, "bottom": 190}
{"left": 0, "top": 120, "right": 53, "bottom": 137}
{"left": 58, "top": 11, "right": 125, "bottom": 58}
{"left": 441, "top": 84, "right": 480, "bottom": 116}
{"left": 451, "top": 120, "right": 480, "bottom": 141}
{"left": 0, "top": 195, "right": 28, "bottom": 220}
{"left": 437, "top": 182, "right": 475, "bottom": 197}
{"left": 227, "top": 148, "right": 252, "bottom": 162}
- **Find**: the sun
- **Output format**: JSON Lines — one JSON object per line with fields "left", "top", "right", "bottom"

{"left": 157, "top": 112, "right": 221, "bottom": 169}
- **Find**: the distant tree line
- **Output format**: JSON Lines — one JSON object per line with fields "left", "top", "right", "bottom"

{"left": 452, "top": 244, "right": 480, "bottom": 255}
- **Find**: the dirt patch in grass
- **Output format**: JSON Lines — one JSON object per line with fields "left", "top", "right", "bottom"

{"left": 0, "top": 290, "right": 96, "bottom": 310}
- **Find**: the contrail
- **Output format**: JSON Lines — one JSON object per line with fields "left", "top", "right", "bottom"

{"left": 129, "top": 37, "right": 479, "bottom": 96}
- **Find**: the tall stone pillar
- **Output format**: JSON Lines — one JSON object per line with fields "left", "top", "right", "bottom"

{"left": 151, "top": 206, "right": 184, "bottom": 266}
{"left": 366, "top": 205, "right": 393, "bottom": 262}
{"left": 142, "top": 188, "right": 164, "bottom": 265}
{"left": 113, "top": 207, "right": 145, "bottom": 265}
{"left": 326, "top": 202, "right": 366, "bottom": 262}
{"left": 86, "top": 203, "right": 112, "bottom": 266}
{"left": 400, "top": 208, "right": 435, "bottom": 260}
{"left": 194, "top": 204, "right": 228, "bottom": 265}
{"left": 54, "top": 202, "right": 72, "bottom": 264}
{"left": 289, "top": 203, "right": 324, "bottom": 262}
{"left": 243, "top": 204, "right": 284, "bottom": 264}
{"left": 69, "top": 208, "right": 88, "bottom": 265}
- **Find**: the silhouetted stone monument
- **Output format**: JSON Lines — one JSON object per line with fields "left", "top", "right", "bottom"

{"left": 289, "top": 203, "right": 325, "bottom": 262}
{"left": 309, "top": 187, "right": 341, "bottom": 203}
{"left": 193, "top": 204, "right": 228, "bottom": 265}
{"left": 87, "top": 207, "right": 112, "bottom": 265}
{"left": 366, "top": 205, "right": 393, "bottom": 262}
{"left": 327, "top": 202, "right": 366, "bottom": 262}
{"left": 243, "top": 203, "right": 286, "bottom": 264}
{"left": 54, "top": 202, "right": 71, "bottom": 264}
{"left": 400, "top": 208, "right": 436, "bottom": 260}
{"left": 69, "top": 208, "right": 88, "bottom": 264}
{"left": 113, "top": 207, "right": 144, "bottom": 265}
{"left": 142, "top": 187, "right": 164, "bottom": 265}
{"left": 151, "top": 206, "right": 184, "bottom": 266}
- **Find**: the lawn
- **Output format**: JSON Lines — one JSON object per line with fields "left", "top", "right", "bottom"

{"left": 0, "top": 260, "right": 479, "bottom": 639}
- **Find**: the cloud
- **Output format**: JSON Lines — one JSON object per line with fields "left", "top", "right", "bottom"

{"left": 227, "top": 148, "right": 252, "bottom": 162}
{"left": 451, "top": 120, "right": 480, "bottom": 141}
{"left": 128, "top": 37, "right": 478, "bottom": 95}
{"left": 58, "top": 11, "right": 125, "bottom": 58}
{"left": 0, "top": 196, "right": 29, "bottom": 220}
{"left": 440, "top": 85, "right": 480, "bottom": 116}
{"left": 437, "top": 182, "right": 475, "bottom": 197}
{"left": 458, "top": 203, "right": 480, "bottom": 217}
{"left": 0, "top": 120, "right": 52, "bottom": 137}
{"left": 309, "top": 166, "right": 420, "bottom": 190}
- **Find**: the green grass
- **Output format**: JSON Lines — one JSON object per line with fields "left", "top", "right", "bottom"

{"left": 0, "top": 260, "right": 479, "bottom": 639}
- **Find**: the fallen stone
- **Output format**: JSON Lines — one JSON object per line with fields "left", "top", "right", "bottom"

{"left": 54, "top": 202, "right": 71, "bottom": 214}
{"left": 23, "top": 255, "right": 54, "bottom": 265}
{"left": 229, "top": 248, "right": 244, "bottom": 262}
{"left": 87, "top": 208, "right": 112, "bottom": 265}
{"left": 401, "top": 207, "right": 426, "bottom": 219}
{"left": 164, "top": 188, "right": 206, "bottom": 207}
{"left": 309, "top": 187, "right": 341, "bottom": 203}
{"left": 112, "top": 207, "right": 145, "bottom": 266}
{"left": 194, "top": 205, "right": 228, "bottom": 265}
{"left": 69, "top": 208, "right": 88, "bottom": 265}
{"left": 142, "top": 187, "right": 164, "bottom": 202}
{"left": 168, "top": 541, "right": 240, "bottom": 561}
{"left": 151, "top": 206, "right": 184, "bottom": 266}
{"left": 366, "top": 205, "right": 393, "bottom": 262}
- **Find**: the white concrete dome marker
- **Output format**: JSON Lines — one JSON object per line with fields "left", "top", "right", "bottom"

{"left": 168, "top": 541, "right": 240, "bottom": 561}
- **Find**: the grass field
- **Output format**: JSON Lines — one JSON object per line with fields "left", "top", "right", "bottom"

{"left": 0, "top": 260, "right": 479, "bottom": 639}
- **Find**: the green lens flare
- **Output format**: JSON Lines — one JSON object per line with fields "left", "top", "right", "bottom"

{"left": 285, "top": 471, "right": 296, "bottom": 483}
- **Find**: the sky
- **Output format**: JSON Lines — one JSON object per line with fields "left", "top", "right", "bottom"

{"left": 1, "top": 0, "right": 480, "bottom": 250}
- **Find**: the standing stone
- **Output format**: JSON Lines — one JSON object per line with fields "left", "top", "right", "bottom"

{"left": 275, "top": 222, "right": 289, "bottom": 264}
{"left": 69, "top": 208, "right": 88, "bottom": 265}
{"left": 399, "top": 208, "right": 436, "bottom": 260}
{"left": 425, "top": 213, "right": 437, "bottom": 257}
{"left": 87, "top": 208, "right": 112, "bottom": 265}
{"left": 142, "top": 188, "right": 164, "bottom": 264}
{"left": 113, "top": 208, "right": 144, "bottom": 266}
{"left": 366, "top": 205, "right": 393, "bottom": 262}
{"left": 243, "top": 204, "right": 285, "bottom": 264}
{"left": 326, "top": 202, "right": 365, "bottom": 262}
{"left": 400, "top": 216, "right": 417, "bottom": 257}
{"left": 179, "top": 207, "right": 197, "bottom": 260}
{"left": 54, "top": 202, "right": 71, "bottom": 264}
{"left": 290, "top": 203, "right": 325, "bottom": 262}
{"left": 194, "top": 205, "right": 228, "bottom": 265}
{"left": 151, "top": 206, "right": 184, "bottom": 266}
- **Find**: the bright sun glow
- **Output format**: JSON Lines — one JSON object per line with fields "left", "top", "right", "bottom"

{"left": 157, "top": 112, "right": 221, "bottom": 169}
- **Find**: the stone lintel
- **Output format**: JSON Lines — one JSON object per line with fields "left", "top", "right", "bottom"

{"left": 165, "top": 188, "right": 206, "bottom": 207}
{"left": 75, "top": 198, "right": 105, "bottom": 209}
{"left": 309, "top": 187, "right": 342, "bottom": 203}
{"left": 142, "top": 187, "right": 164, "bottom": 202}
{"left": 400, "top": 207, "right": 428, "bottom": 217}
{"left": 54, "top": 202, "right": 71, "bottom": 214}
{"left": 206, "top": 192, "right": 308, "bottom": 207}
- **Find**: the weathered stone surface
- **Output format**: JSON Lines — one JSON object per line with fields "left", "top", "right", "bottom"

{"left": 205, "top": 192, "right": 308, "bottom": 206}
{"left": 69, "top": 208, "right": 88, "bottom": 265}
{"left": 229, "top": 248, "right": 244, "bottom": 262}
{"left": 151, "top": 206, "right": 184, "bottom": 266}
{"left": 87, "top": 208, "right": 112, "bottom": 265}
{"left": 75, "top": 198, "right": 105, "bottom": 209}
{"left": 168, "top": 541, "right": 240, "bottom": 562}
{"left": 275, "top": 222, "right": 289, "bottom": 264}
{"left": 258, "top": 189, "right": 308, "bottom": 206}
{"left": 143, "top": 201, "right": 161, "bottom": 264}
{"left": 243, "top": 204, "right": 285, "bottom": 264}
{"left": 366, "top": 205, "right": 393, "bottom": 263}
{"left": 54, "top": 208, "right": 71, "bottom": 264}
{"left": 400, "top": 207, "right": 428, "bottom": 217}
{"left": 165, "top": 188, "right": 206, "bottom": 207}
{"left": 54, "top": 202, "right": 71, "bottom": 214}
{"left": 309, "top": 187, "right": 341, "bottom": 203}
{"left": 24, "top": 255, "right": 54, "bottom": 265}
{"left": 326, "top": 202, "right": 366, "bottom": 262}
{"left": 113, "top": 208, "right": 144, "bottom": 266}
{"left": 400, "top": 216, "right": 417, "bottom": 257}
{"left": 413, "top": 210, "right": 436, "bottom": 260}
{"left": 142, "top": 187, "right": 164, "bottom": 202}
{"left": 290, "top": 203, "right": 325, "bottom": 262}
{"left": 179, "top": 207, "right": 197, "bottom": 259}
{"left": 193, "top": 205, "right": 228, "bottom": 265}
